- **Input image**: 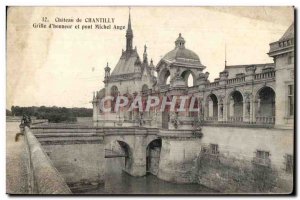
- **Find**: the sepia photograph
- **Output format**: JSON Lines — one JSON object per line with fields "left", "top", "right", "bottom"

{"left": 6, "top": 6, "right": 295, "bottom": 195}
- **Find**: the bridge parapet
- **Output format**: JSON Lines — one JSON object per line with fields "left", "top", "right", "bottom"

{"left": 24, "top": 127, "right": 71, "bottom": 194}
{"left": 101, "top": 127, "right": 158, "bottom": 136}
{"left": 158, "top": 129, "right": 203, "bottom": 139}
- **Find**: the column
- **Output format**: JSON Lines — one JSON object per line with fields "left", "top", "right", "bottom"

{"left": 218, "top": 99, "right": 224, "bottom": 122}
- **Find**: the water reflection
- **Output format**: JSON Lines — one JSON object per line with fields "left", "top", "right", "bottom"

{"left": 86, "top": 157, "right": 215, "bottom": 194}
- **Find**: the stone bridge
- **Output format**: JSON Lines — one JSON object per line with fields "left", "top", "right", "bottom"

{"left": 22, "top": 122, "right": 293, "bottom": 193}
{"left": 30, "top": 124, "right": 201, "bottom": 186}
{"left": 101, "top": 127, "right": 159, "bottom": 176}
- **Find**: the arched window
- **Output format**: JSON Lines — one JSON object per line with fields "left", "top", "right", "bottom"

{"left": 181, "top": 70, "right": 195, "bottom": 87}
{"left": 228, "top": 91, "right": 243, "bottom": 122}
{"left": 255, "top": 87, "right": 275, "bottom": 124}
{"left": 110, "top": 86, "right": 119, "bottom": 112}
{"left": 159, "top": 68, "right": 171, "bottom": 86}
{"left": 111, "top": 85, "right": 118, "bottom": 96}
{"left": 206, "top": 94, "right": 218, "bottom": 121}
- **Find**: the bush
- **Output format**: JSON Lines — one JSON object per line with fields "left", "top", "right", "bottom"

{"left": 11, "top": 106, "right": 92, "bottom": 123}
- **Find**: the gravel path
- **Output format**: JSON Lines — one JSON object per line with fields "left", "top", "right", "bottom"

{"left": 6, "top": 122, "right": 29, "bottom": 194}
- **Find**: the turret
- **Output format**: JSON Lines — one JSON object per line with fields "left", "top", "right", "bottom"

{"left": 149, "top": 59, "right": 155, "bottom": 76}
{"left": 104, "top": 62, "right": 111, "bottom": 78}
{"left": 126, "top": 10, "right": 133, "bottom": 51}
{"left": 143, "top": 44, "right": 148, "bottom": 65}
{"left": 104, "top": 62, "right": 111, "bottom": 86}
{"left": 134, "top": 55, "right": 142, "bottom": 75}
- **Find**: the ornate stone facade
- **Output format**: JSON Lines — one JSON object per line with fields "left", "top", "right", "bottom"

{"left": 93, "top": 13, "right": 294, "bottom": 131}
{"left": 90, "top": 13, "right": 294, "bottom": 192}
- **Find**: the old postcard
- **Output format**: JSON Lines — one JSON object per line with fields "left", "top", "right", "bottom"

{"left": 6, "top": 6, "right": 295, "bottom": 195}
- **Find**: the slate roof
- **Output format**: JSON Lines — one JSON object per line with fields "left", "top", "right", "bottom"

{"left": 279, "top": 22, "right": 294, "bottom": 41}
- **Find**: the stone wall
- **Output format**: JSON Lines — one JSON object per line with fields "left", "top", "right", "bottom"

{"left": 31, "top": 127, "right": 105, "bottom": 191}
{"left": 158, "top": 139, "right": 201, "bottom": 183}
{"left": 154, "top": 126, "right": 293, "bottom": 193}
{"left": 196, "top": 152, "right": 293, "bottom": 193}
{"left": 196, "top": 126, "right": 294, "bottom": 193}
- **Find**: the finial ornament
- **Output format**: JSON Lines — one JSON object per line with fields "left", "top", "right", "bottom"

{"left": 175, "top": 33, "right": 185, "bottom": 48}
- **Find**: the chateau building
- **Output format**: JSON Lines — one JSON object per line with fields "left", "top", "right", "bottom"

{"left": 91, "top": 12, "right": 294, "bottom": 192}
{"left": 92, "top": 14, "right": 294, "bottom": 130}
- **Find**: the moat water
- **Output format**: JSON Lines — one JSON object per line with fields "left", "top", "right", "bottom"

{"left": 84, "top": 157, "right": 215, "bottom": 194}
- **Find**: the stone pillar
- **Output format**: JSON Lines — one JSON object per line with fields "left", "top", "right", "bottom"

{"left": 218, "top": 98, "right": 224, "bottom": 122}
{"left": 229, "top": 97, "right": 234, "bottom": 117}
{"left": 245, "top": 65, "right": 256, "bottom": 81}
{"left": 223, "top": 97, "right": 228, "bottom": 122}
{"left": 208, "top": 99, "right": 213, "bottom": 117}
{"left": 196, "top": 72, "right": 209, "bottom": 88}
{"left": 204, "top": 101, "right": 209, "bottom": 120}
{"left": 92, "top": 92, "right": 98, "bottom": 126}
{"left": 242, "top": 100, "right": 248, "bottom": 123}
{"left": 249, "top": 95, "right": 254, "bottom": 123}
{"left": 123, "top": 136, "right": 147, "bottom": 177}
{"left": 243, "top": 93, "right": 251, "bottom": 123}
{"left": 219, "top": 70, "right": 229, "bottom": 85}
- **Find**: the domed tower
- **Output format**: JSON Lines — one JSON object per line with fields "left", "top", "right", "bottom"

{"left": 156, "top": 33, "right": 206, "bottom": 90}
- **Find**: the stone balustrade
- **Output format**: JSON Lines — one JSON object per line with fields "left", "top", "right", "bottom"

{"left": 254, "top": 71, "right": 275, "bottom": 80}
{"left": 255, "top": 116, "right": 275, "bottom": 124}
{"left": 205, "top": 82, "right": 219, "bottom": 88}
{"left": 203, "top": 69, "right": 275, "bottom": 90}
{"left": 228, "top": 116, "right": 243, "bottom": 122}
{"left": 226, "top": 77, "right": 245, "bottom": 85}
{"left": 206, "top": 116, "right": 218, "bottom": 121}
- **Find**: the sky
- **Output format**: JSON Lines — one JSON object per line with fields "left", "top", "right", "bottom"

{"left": 6, "top": 6, "right": 294, "bottom": 109}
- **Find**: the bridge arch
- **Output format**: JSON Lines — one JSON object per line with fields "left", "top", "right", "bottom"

{"left": 146, "top": 138, "right": 162, "bottom": 175}
{"left": 104, "top": 138, "right": 133, "bottom": 171}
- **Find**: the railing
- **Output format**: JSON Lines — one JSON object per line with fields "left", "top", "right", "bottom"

{"left": 254, "top": 71, "right": 275, "bottom": 80}
{"left": 226, "top": 77, "right": 245, "bottom": 85}
{"left": 206, "top": 116, "right": 218, "bottom": 121}
{"left": 255, "top": 116, "right": 275, "bottom": 124}
{"left": 228, "top": 116, "right": 243, "bottom": 122}
{"left": 252, "top": 157, "right": 271, "bottom": 167}
{"left": 205, "top": 82, "right": 219, "bottom": 88}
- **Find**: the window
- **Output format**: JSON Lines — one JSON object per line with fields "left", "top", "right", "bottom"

{"left": 256, "top": 150, "right": 269, "bottom": 160}
{"left": 288, "top": 85, "right": 294, "bottom": 116}
{"left": 254, "top": 150, "right": 271, "bottom": 166}
{"left": 210, "top": 144, "right": 219, "bottom": 155}
{"left": 285, "top": 154, "right": 293, "bottom": 173}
